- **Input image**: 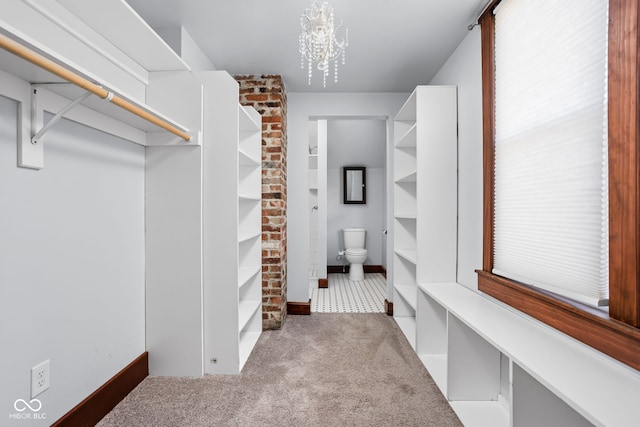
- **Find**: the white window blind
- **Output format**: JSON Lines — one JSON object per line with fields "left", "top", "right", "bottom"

{"left": 493, "top": 0, "right": 609, "bottom": 307}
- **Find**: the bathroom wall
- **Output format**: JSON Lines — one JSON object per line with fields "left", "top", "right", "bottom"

{"left": 327, "top": 167, "right": 385, "bottom": 266}
{"left": 0, "top": 95, "right": 146, "bottom": 423}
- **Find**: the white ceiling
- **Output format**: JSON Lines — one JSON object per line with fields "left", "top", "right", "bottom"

{"left": 125, "top": 0, "right": 487, "bottom": 93}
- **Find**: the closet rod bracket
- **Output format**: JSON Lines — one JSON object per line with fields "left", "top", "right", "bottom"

{"left": 31, "top": 84, "right": 92, "bottom": 146}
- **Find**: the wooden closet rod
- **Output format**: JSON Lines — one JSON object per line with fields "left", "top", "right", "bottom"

{"left": 0, "top": 33, "right": 191, "bottom": 141}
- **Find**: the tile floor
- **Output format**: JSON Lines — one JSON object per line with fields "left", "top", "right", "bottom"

{"left": 310, "top": 272, "right": 387, "bottom": 313}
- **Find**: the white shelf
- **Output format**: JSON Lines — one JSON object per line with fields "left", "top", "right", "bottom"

{"left": 450, "top": 401, "right": 510, "bottom": 427}
{"left": 394, "top": 170, "right": 417, "bottom": 183}
{"left": 238, "top": 230, "right": 261, "bottom": 243}
{"left": 394, "top": 284, "right": 417, "bottom": 310}
{"left": 394, "top": 213, "right": 417, "bottom": 220}
{"left": 239, "top": 266, "right": 261, "bottom": 289}
{"left": 418, "top": 354, "right": 447, "bottom": 395}
{"left": 394, "top": 249, "right": 417, "bottom": 265}
{"left": 395, "top": 123, "right": 417, "bottom": 148}
{"left": 238, "top": 300, "right": 261, "bottom": 332}
{"left": 239, "top": 330, "right": 261, "bottom": 368}
{"left": 239, "top": 148, "right": 260, "bottom": 166}
{"left": 239, "top": 194, "right": 261, "bottom": 202}
{"left": 394, "top": 316, "right": 416, "bottom": 349}
{"left": 239, "top": 104, "right": 261, "bottom": 131}
{"left": 56, "top": 0, "right": 189, "bottom": 72}
{"left": 395, "top": 90, "right": 417, "bottom": 121}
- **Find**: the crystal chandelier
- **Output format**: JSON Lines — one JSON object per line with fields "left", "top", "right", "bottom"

{"left": 299, "top": 1, "right": 348, "bottom": 87}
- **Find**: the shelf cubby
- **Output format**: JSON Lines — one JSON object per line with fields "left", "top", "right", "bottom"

{"left": 394, "top": 217, "right": 417, "bottom": 251}
{"left": 238, "top": 265, "right": 261, "bottom": 290}
{"left": 393, "top": 296, "right": 416, "bottom": 350}
{"left": 394, "top": 283, "right": 417, "bottom": 310}
{"left": 394, "top": 181, "right": 417, "bottom": 217}
{"left": 511, "top": 364, "right": 590, "bottom": 427}
{"left": 394, "top": 249, "right": 417, "bottom": 265}
{"left": 395, "top": 123, "right": 417, "bottom": 148}
{"left": 394, "top": 146, "right": 417, "bottom": 182}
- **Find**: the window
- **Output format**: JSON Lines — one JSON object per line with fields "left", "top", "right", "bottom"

{"left": 478, "top": 0, "right": 640, "bottom": 370}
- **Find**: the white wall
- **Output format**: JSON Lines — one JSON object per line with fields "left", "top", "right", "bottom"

{"left": 145, "top": 146, "right": 203, "bottom": 376}
{"left": 155, "top": 26, "right": 216, "bottom": 71}
{"left": 308, "top": 121, "right": 319, "bottom": 279}
{"left": 316, "top": 120, "right": 328, "bottom": 281}
{"left": 287, "top": 93, "right": 408, "bottom": 303}
{"left": 0, "top": 96, "right": 145, "bottom": 423}
{"left": 429, "top": 28, "right": 484, "bottom": 289}
{"left": 327, "top": 167, "right": 384, "bottom": 266}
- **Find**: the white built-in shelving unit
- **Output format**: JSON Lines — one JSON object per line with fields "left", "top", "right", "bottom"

{"left": 392, "top": 86, "right": 640, "bottom": 426}
{"left": 392, "top": 85, "right": 457, "bottom": 349}
{"left": 146, "top": 71, "right": 262, "bottom": 377}
{"left": 236, "top": 104, "right": 263, "bottom": 370}
{"left": 416, "top": 282, "right": 640, "bottom": 427}
{"left": 199, "top": 71, "right": 262, "bottom": 375}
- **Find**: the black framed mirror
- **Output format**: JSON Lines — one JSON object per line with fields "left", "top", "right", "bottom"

{"left": 343, "top": 166, "right": 366, "bottom": 204}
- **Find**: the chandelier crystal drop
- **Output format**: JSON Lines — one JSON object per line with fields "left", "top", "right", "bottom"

{"left": 299, "top": 1, "right": 348, "bottom": 88}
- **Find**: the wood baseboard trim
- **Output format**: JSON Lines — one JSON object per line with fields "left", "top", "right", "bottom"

{"left": 327, "top": 265, "right": 386, "bottom": 275}
{"left": 365, "top": 265, "right": 386, "bottom": 275}
{"left": 52, "top": 352, "right": 148, "bottom": 427}
{"left": 328, "top": 265, "right": 347, "bottom": 274}
{"left": 288, "top": 299, "right": 311, "bottom": 315}
{"left": 318, "top": 278, "right": 328, "bottom": 288}
{"left": 385, "top": 299, "right": 394, "bottom": 316}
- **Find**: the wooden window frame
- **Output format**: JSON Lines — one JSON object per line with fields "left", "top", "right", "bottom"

{"left": 477, "top": 0, "right": 640, "bottom": 371}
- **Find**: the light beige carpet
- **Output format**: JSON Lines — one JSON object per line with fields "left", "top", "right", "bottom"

{"left": 97, "top": 313, "right": 462, "bottom": 426}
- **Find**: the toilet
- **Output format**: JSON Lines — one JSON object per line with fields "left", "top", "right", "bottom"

{"left": 343, "top": 228, "right": 368, "bottom": 281}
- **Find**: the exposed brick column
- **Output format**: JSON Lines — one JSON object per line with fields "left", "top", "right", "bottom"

{"left": 235, "top": 75, "right": 287, "bottom": 330}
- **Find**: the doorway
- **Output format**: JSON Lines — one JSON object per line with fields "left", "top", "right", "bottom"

{"left": 308, "top": 117, "right": 388, "bottom": 313}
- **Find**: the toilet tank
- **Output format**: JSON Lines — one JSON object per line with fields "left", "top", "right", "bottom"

{"left": 343, "top": 228, "right": 366, "bottom": 249}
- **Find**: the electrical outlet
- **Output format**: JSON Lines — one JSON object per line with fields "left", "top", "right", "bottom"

{"left": 31, "top": 360, "right": 50, "bottom": 398}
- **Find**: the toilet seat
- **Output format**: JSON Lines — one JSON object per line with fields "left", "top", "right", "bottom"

{"left": 345, "top": 248, "right": 367, "bottom": 256}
